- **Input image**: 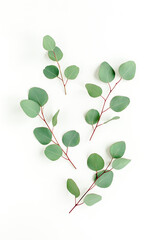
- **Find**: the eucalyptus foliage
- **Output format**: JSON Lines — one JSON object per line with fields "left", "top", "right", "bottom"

{"left": 43, "top": 35, "right": 80, "bottom": 95}
{"left": 20, "top": 87, "right": 80, "bottom": 169}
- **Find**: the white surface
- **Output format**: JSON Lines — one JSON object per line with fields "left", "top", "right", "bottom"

{"left": 0, "top": 0, "right": 159, "bottom": 239}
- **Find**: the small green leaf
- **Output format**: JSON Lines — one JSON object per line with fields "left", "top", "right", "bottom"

{"left": 84, "top": 194, "right": 102, "bottom": 206}
{"left": 99, "top": 62, "right": 115, "bottom": 83}
{"left": 110, "top": 141, "right": 126, "bottom": 158}
{"left": 85, "top": 84, "right": 102, "bottom": 98}
{"left": 43, "top": 35, "right": 56, "bottom": 51}
{"left": 103, "top": 116, "right": 120, "bottom": 125}
{"left": 87, "top": 153, "right": 104, "bottom": 171}
{"left": 119, "top": 61, "right": 136, "bottom": 80}
{"left": 64, "top": 65, "right": 79, "bottom": 80}
{"left": 67, "top": 179, "right": 80, "bottom": 198}
{"left": 48, "top": 47, "right": 63, "bottom": 61}
{"left": 33, "top": 127, "right": 52, "bottom": 145}
{"left": 112, "top": 158, "right": 131, "bottom": 170}
{"left": 62, "top": 130, "right": 80, "bottom": 147}
{"left": 52, "top": 110, "right": 60, "bottom": 127}
{"left": 20, "top": 100, "right": 40, "bottom": 118}
{"left": 43, "top": 65, "right": 59, "bottom": 79}
{"left": 85, "top": 109, "right": 100, "bottom": 125}
{"left": 44, "top": 144, "right": 62, "bottom": 161}
{"left": 95, "top": 171, "right": 113, "bottom": 188}
{"left": 28, "top": 87, "right": 48, "bottom": 106}
{"left": 110, "top": 96, "right": 130, "bottom": 112}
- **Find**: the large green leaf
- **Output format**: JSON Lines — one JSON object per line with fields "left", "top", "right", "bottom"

{"left": 85, "top": 83, "right": 102, "bottom": 98}
{"left": 48, "top": 47, "right": 63, "bottom": 61}
{"left": 85, "top": 109, "right": 100, "bottom": 125}
{"left": 110, "top": 141, "right": 126, "bottom": 158}
{"left": 33, "top": 127, "right": 52, "bottom": 145}
{"left": 43, "top": 65, "right": 59, "bottom": 79}
{"left": 112, "top": 158, "right": 131, "bottom": 170}
{"left": 52, "top": 110, "right": 60, "bottom": 127}
{"left": 110, "top": 96, "right": 130, "bottom": 112}
{"left": 28, "top": 87, "right": 48, "bottom": 106}
{"left": 44, "top": 144, "right": 62, "bottom": 161}
{"left": 95, "top": 171, "right": 113, "bottom": 188}
{"left": 64, "top": 65, "right": 79, "bottom": 80}
{"left": 99, "top": 62, "right": 115, "bottom": 83}
{"left": 62, "top": 130, "right": 80, "bottom": 147}
{"left": 43, "top": 35, "right": 56, "bottom": 51}
{"left": 119, "top": 61, "right": 136, "bottom": 80}
{"left": 67, "top": 179, "right": 80, "bottom": 198}
{"left": 87, "top": 153, "right": 104, "bottom": 171}
{"left": 84, "top": 194, "right": 102, "bottom": 206}
{"left": 20, "top": 100, "right": 40, "bottom": 118}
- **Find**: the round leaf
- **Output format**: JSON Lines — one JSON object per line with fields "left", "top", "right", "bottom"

{"left": 85, "top": 109, "right": 100, "bottom": 125}
{"left": 67, "top": 179, "right": 80, "bottom": 198}
{"left": 99, "top": 62, "right": 115, "bottom": 83}
{"left": 48, "top": 47, "right": 63, "bottom": 61}
{"left": 110, "top": 141, "right": 126, "bottom": 158}
{"left": 119, "top": 61, "right": 136, "bottom": 80}
{"left": 62, "top": 130, "right": 80, "bottom": 147}
{"left": 96, "top": 171, "right": 113, "bottom": 188}
{"left": 20, "top": 100, "right": 40, "bottom": 118}
{"left": 43, "top": 35, "right": 55, "bottom": 51}
{"left": 64, "top": 65, "right": 79, "bottom": 80}
{"left": 43, "top": 65, "right": 59, "bottom": 79}
{"left": 33, "top": 127, "right": 52, "bottom": 145}
{"left": 110, "top": 96, "right": 130, "bottom": 112}
{"left": 52, "top": 110, "right": 60, "bottom": 127}
{"left": 87, "top": 153, "right": 104, "bottom": 171}
{"left": 85, "top": 83, "right": 102, "bottom": 98}
{"left": 84, "top": 194, "right": 102, "bottom": 206}
{"left": 28, "top": 87, "right": 48, "bottom": 106}
{"left": 112, "top": 158, "right": 131, "bottom": 170}
{"left": 44, "top": 144, "right": 62, "bottom": 161}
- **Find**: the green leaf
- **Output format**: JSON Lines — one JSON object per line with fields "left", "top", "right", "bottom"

{"left": 33, "top": 127, "right": 52, "bottom": 145}
{"left": 67, "top": 179, "right": 80, "bottom": 198}
{"left": 85, "top": 109, "right": 100, "bottom": 125}
{"left": 110, "top": 96, "right": 130, "bottom": 112}
{"left": 48, "top": 47, "right": 63, "bottom": 61}
{"left": 64, "top": 65, "right": 79, "bottom": 80}
{"left": 84, "top": 194, "right": 102, "bottom": 206}
{"left": 52, "top": 110, "right": 60, "bottom": 127}
{"left": 103, "top": 116, "right": 120, "bottom": 125}
{"left": 112, "top": 158, "right": 131, "bottom": 170}
{"left": 28, "top": 87, "right": 48, "bottom": 106}
{"left": 95, "top": 171, "right": 113, "bottom": 188}
{"left": 99, "top": 62, "right": 115, "bottom": 83}
{"left": 87, "top": 153, "right": 104, "bottom": 171}
{"left": 20, "top": 100, "right": 40, "bottom": 118}
{"left": 85, "top": 83, "right": 102, "bottom": 98}
{"left": 43, "top": 65, "right": 59, "bottom": 79}
{"left": 119, "top": 61, "right": 136, "bottom": 80}
{"left": 62, "top": 130, "right": 80, "bottom": 147}
{"left": 110, "top": 141, "right": 126, "bottom": 158}
{"left": 43, "top": 35, "right": 56, "bottom": 51}
{"left": 44, "top": 144, "right": 62, "bottom": 161}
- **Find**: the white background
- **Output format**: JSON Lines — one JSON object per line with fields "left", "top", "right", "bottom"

{"left": 0, "top": 0, "right": 160, "bottom": 239}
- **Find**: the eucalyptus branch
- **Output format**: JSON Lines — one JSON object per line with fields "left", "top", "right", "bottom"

{"left": 67, "top": 141, "right": 131, "bottom": 213}
{"left": 20, "top": 87, "right": 80, "bottom": 169}
{"left": 43, "top": 35, "right": 80, "bottom": 95}
{"left": 85, "top": 61, "right": 136, "bottom": 140}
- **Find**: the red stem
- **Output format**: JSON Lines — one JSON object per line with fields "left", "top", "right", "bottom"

{"left": 89, "top": 78, "right": 122, "bottom": 141}
{"left": 39, "top": 107, "right": 77, "bottom": 169}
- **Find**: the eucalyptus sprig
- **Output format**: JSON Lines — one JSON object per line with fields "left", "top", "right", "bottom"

{"left": 85, "top": 61, "right": 136, "bottom": 140}
{"left": 43, "top": 35, "right": 80, "bottom": 95}
{"left": 20, "top": 87, "right": 80, "bottom": 169}
{"left": 67, "top": 141, "right": 130, "bottom": 213}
